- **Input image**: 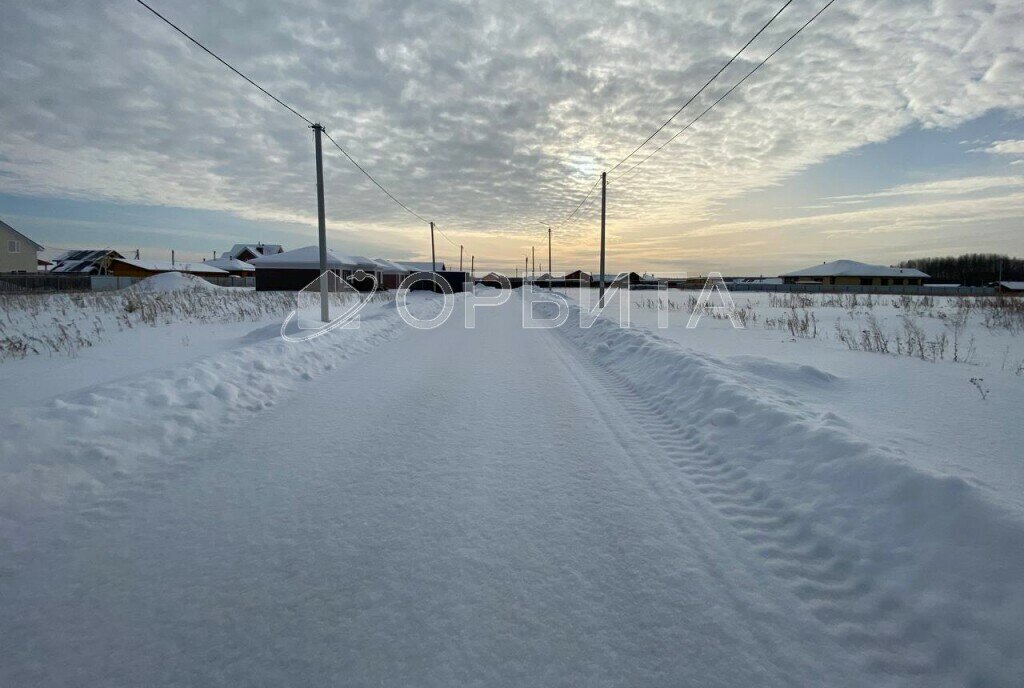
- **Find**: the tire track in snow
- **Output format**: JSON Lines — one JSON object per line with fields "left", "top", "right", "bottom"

{"left": 535, "top": 325, "right": 861, "bottom": 685}
{"left": 542, "top": 318, "right": 943, "bottom": 680}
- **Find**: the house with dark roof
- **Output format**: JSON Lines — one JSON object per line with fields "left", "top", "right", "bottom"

{"left": 49, "top": 249, "right": 125, "bottom": 275}
{"left": 0, "top": 219, "right": 44, "bottom": 273}
{"left": 221, "top": 243, "right": 285, "bottom": 262}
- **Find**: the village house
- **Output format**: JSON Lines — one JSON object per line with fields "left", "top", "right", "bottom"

{"left": 373, "top": 259, "right": 412, "bottom": 289}
{"left": 106, "top": 258, "right": 229, "bottom": 279}
{"left": 991, "top": 281, "right": 1024, "bottom": 294}
{"left": 48, "top": 249, "right": 125, "bottom": 275}
{"left": 251, "top": 246, "right": 360, "bottom": 291}
{"left": 780, "top": 259, "right": 928, "bottom": 287}
{"left": 220, "top": 243, "right": 285, "bottom": 263}
{"left": 0, "top": 219, "right": 44, "bottom": 273}
{"left": 563, "top": 269, "right": 591, "bottom": 284}
{"left": 201, "top": 257, "right": 256, "bottom": 277}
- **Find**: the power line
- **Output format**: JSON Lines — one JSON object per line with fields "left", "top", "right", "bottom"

{"left": 614, "top": 0, "right": 838, "bottom": 185}
{"left": 134, "top": 0, "right": 312, "bottom": 125}
{"left": 432, "top": 224, "right": 461, "bottom": 248}
{"left": 549, "top": 0, "right": 831, "bottom": 229}
{"left": 552, "top": 176, "right": 602, "bottom": 230}
{"left": 607, "top": 0, "right": 794, "bottom": 174}
{"left": 135, "top": 0, "right": 438, "bottom": 233}
{"left": 321, "top": 131, "right": 431, "bottom": 225}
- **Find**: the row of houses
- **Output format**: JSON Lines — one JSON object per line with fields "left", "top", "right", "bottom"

{"left": 4, "top": 218, "right": 1023, "bottom": 294}
{"left": 249, "top": 245, "right": 469, "bottom": 292}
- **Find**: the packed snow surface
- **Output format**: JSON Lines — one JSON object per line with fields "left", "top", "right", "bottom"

{"left": 0, "top": 287, "right": 1021, "bottom": 686}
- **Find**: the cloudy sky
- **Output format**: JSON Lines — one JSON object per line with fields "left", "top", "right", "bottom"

{"left": 1, "top": 0, "right": 1023, "bottom": 275}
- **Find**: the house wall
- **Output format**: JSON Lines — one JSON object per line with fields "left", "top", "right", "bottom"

{"left": 0, "top": 226, "right": 39, "bottom": 273}
{"left": 108, "top": 262, "right": 159, "bottom": 278}
{"left": 256, "top": 268, "right": 329, "bottom": 291}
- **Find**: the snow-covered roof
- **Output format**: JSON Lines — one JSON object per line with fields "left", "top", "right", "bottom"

{"left": 736, "top": 277, "right": 784, "bottom": 285}
{"left": 202, "top": 257, "right": 255, "bottom": 272}
{"left": 349, "top": 255, "right": 387, "bottom": 270}
{"left": 373, "top": 258, "right": 411, "bottom": 273}
{"left": 993, "top": 281, "right": 1024, "bottom": 290}
{"left": 592, "top": 273, "right": 638, "bottom": 282}
{"left": 0, "top": 219, "right": 44, "bottom": 251}
{"left": 249, "top": 245, "right": 359, "bottom": 269}
{"left": 226, "top": 243, "right": 284, "bottom": 260}
{"left": 780, "top": 260, "right": 929, "bottom": 279}
{"left": 397, "top": 261, "right": 446, "bottom": 272}
{"left": 113, "top": 258, "right": 228, "bottom": 275}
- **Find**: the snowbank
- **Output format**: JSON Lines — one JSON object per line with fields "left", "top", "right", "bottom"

{"left": 546, "top": 299, "right": 1024, "bottom": 684}
{"left": 126, "top": 271, "right": 224, "bottom": 292}
{"left": 0, "top": 297, "right": 450, "bottom": 562}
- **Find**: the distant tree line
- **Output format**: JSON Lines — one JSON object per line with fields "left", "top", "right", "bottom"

{"left": 897, "top": 254, "right": 1023, "bottom": 286}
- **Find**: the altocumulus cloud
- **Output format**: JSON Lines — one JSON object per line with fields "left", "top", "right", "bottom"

{"left": 0, "top": 0, "right": 1022, "bottom": 247}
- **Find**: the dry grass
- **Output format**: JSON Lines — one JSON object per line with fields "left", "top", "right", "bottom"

{"left": 0, "top": 288, "right": 385, "bottom": 361}
{"left": 628, "top": 290, "right": 1024, "bottom": 366}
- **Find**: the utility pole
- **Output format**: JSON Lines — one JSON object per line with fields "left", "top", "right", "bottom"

{"left": 599, "top": 171, "right": 607, "bottom": 307}
{"left": 171, "top": 250, "right": 175, "bottom": 267}
{"left": 312, "top": 123, "right": 329, "bottom": 322}
{"left": 471, "top": 255, "right": 474, "bottom": 278}
{"left": 532, "top": 246, "right": 536, "bottom": 282}
{"left": 430, "top": 221, "right": 436, "bottom": 273}
{"left": 548, "top": 225, "right": 552, "bottom": 292}
{"left": 460, "top": 245, "right": 464, "bottom": 272}
{"left": 525, "top": 256, "right": 529, "bottom": 286}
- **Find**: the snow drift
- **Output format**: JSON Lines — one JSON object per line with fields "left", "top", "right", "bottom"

{"left": 126, "top": 271, "right": 225, "bottom": 292}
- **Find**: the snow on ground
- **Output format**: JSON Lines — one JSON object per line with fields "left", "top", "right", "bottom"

{"left": 578, "top": 288, "right": 1024, "bottom": 513}
{"left": 0, "top": 285, "right": 1021, "bottom": 686}
{"left": 536, "top": 288, "right": 1024, "bottom": 683}
{"left": 0, "top": 285, "right": 406, "bottom": 561}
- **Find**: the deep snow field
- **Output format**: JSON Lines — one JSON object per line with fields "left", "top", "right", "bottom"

{"left": 0, "top": 276, "right": 1022, "bottom": 686}
{"left": 577, "top": 287, "right": 1024, "bottom": 512}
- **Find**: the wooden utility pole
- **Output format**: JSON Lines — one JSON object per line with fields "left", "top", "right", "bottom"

{"left": 430, "top": 221, "right": 436, "bottom": 272}
{"left": 548, "top": 226, "right": 552, "bottom": 292}
{"left": 471, "top": 255, "right": 474, "bottom": 278}
{"left": 525, "top": 256, "right": 529, "bottom": 285}
{"left": 312, "top": 123, "right": 329, "bottom": 322}
{"left": 460, "top": 245, "right": 464, "bottom": 272}
{"left": 599, "top": 171, "right": 607, "bottom": 307}
{"left": 532, "top": 246, "right": 536, "bottom": 282}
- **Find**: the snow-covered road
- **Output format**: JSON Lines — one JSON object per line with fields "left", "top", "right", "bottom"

{"left": 2, "top": 292, "right": 1021, "bottom": 686}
